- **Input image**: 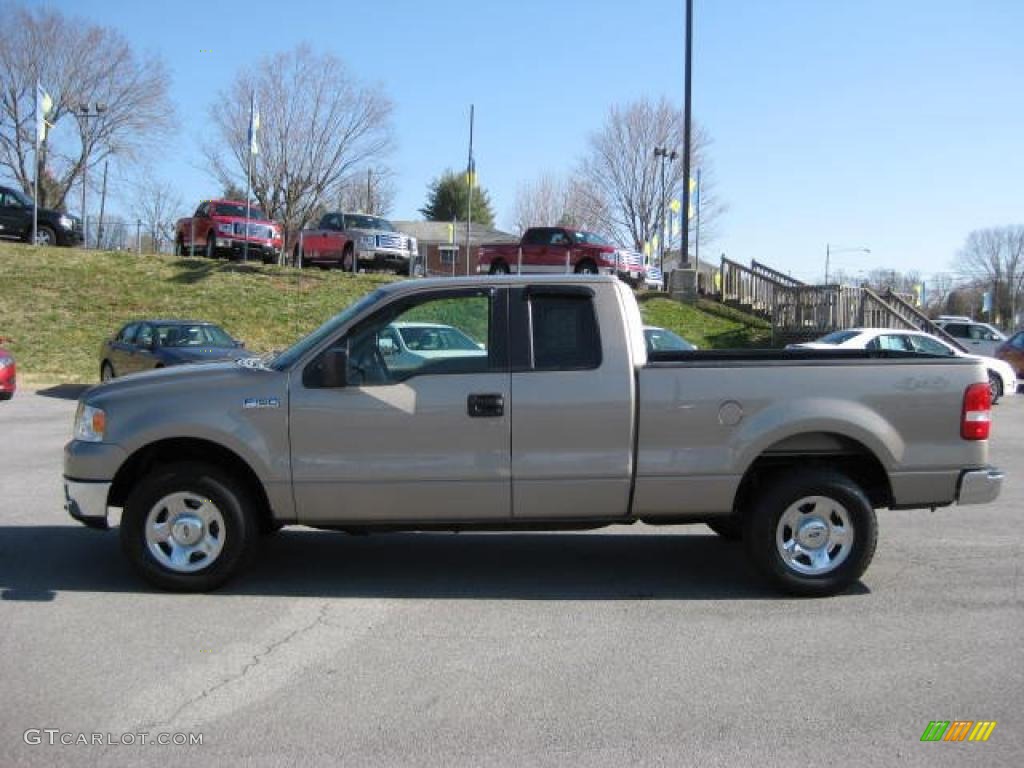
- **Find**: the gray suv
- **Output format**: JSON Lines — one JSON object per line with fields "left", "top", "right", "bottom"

{"left": 934, "top": 317, "right": 1007, "bottom": 357}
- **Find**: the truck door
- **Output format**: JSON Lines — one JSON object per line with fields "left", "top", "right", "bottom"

{"left": 288, "top": 287, "right": 511, "bottom": 523}
{"left": 508, "top": 285, "right": 635, "bottom": 519}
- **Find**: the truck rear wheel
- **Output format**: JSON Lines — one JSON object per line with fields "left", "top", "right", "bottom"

{"left": 743, "top": 469, "right": 877, "bottom": 597}
{"left": 120, "top": 462, "right": 258, "bottom": 591}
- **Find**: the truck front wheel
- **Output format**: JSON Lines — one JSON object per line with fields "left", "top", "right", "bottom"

{"left": 489, "top": 261, "right": 510, "bottom": 275}
{"left": 206, "top": 234, "right": 217, "bottom": 260}
{"left": 574, "top": 260, "right": 598, "bottom": 275}
{"left": 743, "top": 469, "right": 877, "bottom": 597}
{"left": 120, "top": 462, "right": 258, "bottom": 591}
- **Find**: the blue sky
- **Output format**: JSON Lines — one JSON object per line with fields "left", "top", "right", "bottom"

{"left": 44, "top": 0, "right": 1024, "bottom": 282}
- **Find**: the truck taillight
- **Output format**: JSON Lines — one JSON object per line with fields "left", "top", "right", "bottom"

{"left": 961, "top": 382, "right": 991, "bottom": 440}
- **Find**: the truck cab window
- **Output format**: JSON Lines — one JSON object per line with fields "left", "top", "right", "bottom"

{"left": 529, "top": 295, "right": 601, "bottom": 370}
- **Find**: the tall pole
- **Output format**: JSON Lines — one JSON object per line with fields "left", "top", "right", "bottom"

{"left": 825, "top": 243, "right": 830, "bottom": 284}
{"left": 82, "top": 159, "right": 88, "bottom": 249}
{"left": 659, "top": 151, "right": 667, "bottom": 276}
{"left": 366, "top": 168, "right": 373, "bottom": 213}
{"left": 98, "top": 158, "right": 109, "bottom": 250}
{"left": 243, "top": 91, "right": 255, "bottom": 263}
{"left": 465, "top": 104, "right": 474, "bottom": 276}
{"left": 32, "top": 81, "right": 39, "bottom": 246}
{"left": 694, "top": 168, "right": 701, "bottom": 272}
{"left": 680, "top": 0, "right": 694, "bottom": 287}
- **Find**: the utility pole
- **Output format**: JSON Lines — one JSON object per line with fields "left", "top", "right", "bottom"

{"left": 680, "top": 0, "right": 694, "bottom": 287}
{"left": 76, "top": 103, "right": 108, "bottom": 249}
{"left": 653, "top": 147, "right": 677, "bottom": 279}
{"left": 97, "top": 158, "right": 109, "bottom": 250}
{"left": 366, "top": 168, "right": 373, "bottom": 213}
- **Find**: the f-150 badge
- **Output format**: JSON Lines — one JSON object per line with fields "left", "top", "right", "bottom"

{"left": 243, "top": 397, "right": 280, "bottom": 409}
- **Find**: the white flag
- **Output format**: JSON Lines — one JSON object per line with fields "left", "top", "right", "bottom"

{"left": 36, "top": 82, "right": 54, "bottom": 145}
{"left": 248, "top": 94, "right": 260, "bottom": 155}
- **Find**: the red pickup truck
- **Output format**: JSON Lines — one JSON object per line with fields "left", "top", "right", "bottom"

{"left": 477, "top": 227, "right": 623, "bottom": 277}
{"left": 175, "top": 200, "right": 283, "bottom": 263}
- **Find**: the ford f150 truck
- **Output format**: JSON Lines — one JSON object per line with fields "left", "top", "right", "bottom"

{"left": 295, "top": 212, "right": 416, "bottom": 274}
{"left": 477, "top": 227, "right": 624, "bottom": 276}
{"left": 63, "top": 276, "right": 1003, "bottom": 596}
{"left": 175, "top": 200, "right": 283, "bottom": 263}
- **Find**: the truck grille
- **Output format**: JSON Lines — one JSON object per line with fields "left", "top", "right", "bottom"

{"left": 376, "top": 233, "right": 404, "bottom": 250}
{"left": 233, "top": 222, "right": 273, "bottom": 239}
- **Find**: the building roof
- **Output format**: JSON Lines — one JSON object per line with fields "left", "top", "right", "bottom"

{"left": 392, "top": 220, "right": 519, "bottom": 246}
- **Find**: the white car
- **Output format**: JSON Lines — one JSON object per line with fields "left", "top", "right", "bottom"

{"left": 377, "top": 322, "right": 486, "bottom": 374}
{"left": 788, "top": 328, "right": 1017, "bottom": 403}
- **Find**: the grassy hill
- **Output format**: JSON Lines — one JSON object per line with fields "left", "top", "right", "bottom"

{"left": 0, "top": 244, "right": 770, "bottom": 386}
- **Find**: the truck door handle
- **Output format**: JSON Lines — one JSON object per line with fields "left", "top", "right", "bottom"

{"left": 468, "top": 394, "right": 504, "bottom": 418}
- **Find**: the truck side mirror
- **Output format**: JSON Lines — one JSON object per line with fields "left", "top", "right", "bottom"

{"left": 322, "top": 347, "right": 348, "bottom": 388}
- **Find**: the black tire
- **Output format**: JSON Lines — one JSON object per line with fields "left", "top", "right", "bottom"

{"left": 341, "top": 245, "right": 355, "bottom": 272}
{"left": 743, "top": 469, "right": 877, "bottom": 597}
{"left": 175, "top": 238, "right": 186, "bottom": 257}
{"left": 206, "top": 234, "right": 216, "bottom": 260}
{"left": 120, "top": 462, "right": 259, "bottom": 591}
{"left": 489, "top": 261, "right": 510, "bottom": 275}
{"left": 574, "top": 260, "right": 598, "bottom": 275}
{"left": 35, "top": 225, "right": 57, "bottom": 247}
{"left": 100, "top": 361, "right": 115, "bottom": 382}
{"left": 0, "top": 392, "right": 12, "bottom": 401}
{"left": 988, "top": 371, "right": 1002, "bottom": 404}
{"left": 706, "top": 517, "right": 743, "bottom": 541}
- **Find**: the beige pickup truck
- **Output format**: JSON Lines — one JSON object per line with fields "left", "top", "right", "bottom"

{"left": 64, "top": 276, "right": 1003, "bottom": 596}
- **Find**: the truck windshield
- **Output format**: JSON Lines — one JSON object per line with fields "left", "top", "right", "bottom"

{"left": 6, "top": 188, "right": 33, "bottom": 207}
{"left": 269, "top": 289, "right": 388, "bottom": 371}
{"left": 213, "top": 203, "right": 268, "bottom": 219}
{"left": 344, "top": 215, "right": 394, "bottom": 232}
{"left": 572, "top": 231, "right": 611, "bottom": 246}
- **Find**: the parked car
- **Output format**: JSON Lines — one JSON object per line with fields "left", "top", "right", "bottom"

{"left": 788, "top": 328, "right": 1017, "bottom": 403}
{"left": 0, "top": 340, "right": 15, "bottom": 400}
{"left": 296, "top": 212, "right": 417, "bottom": 274}
{"left": 995, "top": 330, "right": 1024, "bottom": 378}
{"left": 379, "top": 322, "right": 486, "bottom": 374}
{"left": 99, "top": 320, "right": 249, "bottom": 380}
{"left": 643, "top": 265, "right": 664, "bottom": 291}
{"left": 65, "top": 276, "right": 1002, "bottom": 596}
{"left": 477, "top": 227, "right": 620, "bottom": 276}
{"left": 934, "top": 317, "right": 1007, "bottom": 357}
{"left": 643, "top": 326, "right": 697, "bottom": 352}
{"left": 614, "top": 250, "right": 646, "bottom": 285}
{"left": 175, "top": 200, "right": 283, "bottom": 263}
{"left": 0, "top": 184, "right": 83, "bottom": 246}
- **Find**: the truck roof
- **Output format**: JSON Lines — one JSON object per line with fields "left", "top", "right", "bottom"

{"left": 378, "top": 274, "right": 619, "bottom": 296}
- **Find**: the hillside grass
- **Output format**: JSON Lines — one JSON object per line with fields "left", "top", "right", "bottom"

{"left": 1, "top": 243, "right": 771, "bottom": 386}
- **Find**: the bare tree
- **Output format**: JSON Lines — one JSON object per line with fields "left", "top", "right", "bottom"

{"left": 204, "top": 44, "right": 394, "bottom": 260}
{"left": 955, "top": 226, "right": 1024, "bottom": 326}
{"left": 131, "top": 177, "right": 184, "bottom": 254}
{"left": 334, "top": 167, "right": 396, "bottom": 216}
{"left": 0, "top": 2, "right": 173, "bottom": 211}
{"left": 576, "top": 97, "right": 722, "bottom": 253}
{"left": 510, "top": 173, "right": 610, "bottom": 235}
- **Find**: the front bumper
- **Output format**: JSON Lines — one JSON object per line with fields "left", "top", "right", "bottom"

{"left": 216, "top": 239, "right": 282, "bottom": 260}
{"left": 357, "top": 249, "right": 411, "bottom": 268}
{"left": 956, "top": 467, "right": 1004, "bottom": 505}
{"left": 64, "top": 478, "right": 111, "bottom": 529}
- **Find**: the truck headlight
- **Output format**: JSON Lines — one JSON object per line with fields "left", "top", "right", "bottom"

{"left": 59, "top": 215, "right": 74, "bottom": 230}
{"left": 217, "top": 222, "right": 234, "bottom": 235}
{"left": 73, "top": 403, "right": 107, "bottom": 443}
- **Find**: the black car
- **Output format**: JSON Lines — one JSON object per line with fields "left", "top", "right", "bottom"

{"left": 100, "top": 320, "right": 248, "bottom": 380}
{"left": 0, "top": 185, "right": 83, "bottom": 246}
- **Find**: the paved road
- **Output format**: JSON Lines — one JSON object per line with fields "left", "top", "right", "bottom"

{"left": 1, "top": 389, "right": 1021, "bottom": 767}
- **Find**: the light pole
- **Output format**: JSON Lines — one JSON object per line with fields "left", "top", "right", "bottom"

{"left": 653, "top": 146, "right": 677, "bottom": 283}
{"left": 77, "top": 102, "right": 108, "bottom": 249}
{"left": 825, "top": 243, "right": 870, "bottom": 284}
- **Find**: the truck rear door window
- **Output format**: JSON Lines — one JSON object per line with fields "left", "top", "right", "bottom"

{"left": 528, "top": 295, "right": 601, "bottom": 371}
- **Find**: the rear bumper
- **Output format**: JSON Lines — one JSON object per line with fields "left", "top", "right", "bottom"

{"left": 956, "top": 467, "right": 1004, "bottom": 505}
{"left": 64, "top": 478, "right": 111, "bottom": 529}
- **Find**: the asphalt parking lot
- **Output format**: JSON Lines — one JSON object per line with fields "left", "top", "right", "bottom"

{"left": 1, "top": 389, "right": 1021, "bottom": 767}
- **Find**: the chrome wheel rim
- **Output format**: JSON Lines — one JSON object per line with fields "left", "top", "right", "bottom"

{"left": 145, "top": 491, "right": 226, "bottom": 573}
{"left": 775, "top": 495, "right": 853, "bottom": 576}
{"left": 34, "top": 229, "right": 53, "bottom": 246}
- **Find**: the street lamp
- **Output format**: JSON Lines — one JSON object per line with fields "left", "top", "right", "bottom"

{"left": 653, "top": 146, "right": 678, "bottom": 285}
{"left": 77, "top": 102, "right": 108, "bottom": 249}
{"left": 825, "top": 243, "right": 871, "bottom": 284}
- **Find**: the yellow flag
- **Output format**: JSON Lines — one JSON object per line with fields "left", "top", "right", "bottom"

{"left": 446, "top": 222, "right": 454, "bottom": 243}
{"left": 669, "top": 198, "right": 681, "bottom": 214}
{"left": 643, "top": 241, "right": 651, "bottom": 256}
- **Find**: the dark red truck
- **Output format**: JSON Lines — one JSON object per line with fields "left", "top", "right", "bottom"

{"left": 175, "top": 199, "right": 283, "bottom": 263}
{"left": 477, "top": 227, "right": 624, "bottom": 277}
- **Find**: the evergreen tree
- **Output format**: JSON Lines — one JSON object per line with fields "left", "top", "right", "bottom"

{"left": 419, "top": 169, "right": 494, "bottom": 227}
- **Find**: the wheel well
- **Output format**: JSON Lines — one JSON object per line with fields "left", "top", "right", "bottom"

{"left": 108, "top": 438, "right": 275, "bottom": 530}
{"left": 734, "top": 433, "right": 892, "bottom": 515}
{"left": 575, "top": 258, "right": 596, "bottom": 271}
